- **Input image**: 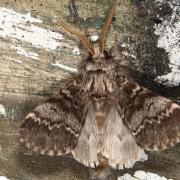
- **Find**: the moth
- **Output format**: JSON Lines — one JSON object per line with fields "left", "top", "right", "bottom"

{"left": 19, "top": 5, "right": 180, "bottom": 170}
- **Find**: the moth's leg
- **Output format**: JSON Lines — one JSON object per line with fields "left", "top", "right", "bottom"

{"left": 77, "top": 18, "right": 94, "bottom": 59}
{"left": 83, "top": 18, "right": 90, "bottom": 39}
{"left": 78, "top": 17, "right": 90, "bottom": 49}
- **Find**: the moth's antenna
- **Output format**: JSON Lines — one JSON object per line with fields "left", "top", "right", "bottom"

{"left": 61, "top": 21, "right": 95, "bottom": 56}
{"left": 99, "top": 5, "right": 116, "bottom": 55}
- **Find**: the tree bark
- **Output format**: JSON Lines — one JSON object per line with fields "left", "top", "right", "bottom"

{"left": 0, "top": 0, "right": 179, "bottom": 179}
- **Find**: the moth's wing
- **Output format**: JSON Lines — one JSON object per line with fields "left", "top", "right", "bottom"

{"left": 101, "top": 105, "right": 146, "bottom": 169}
{"left": 119, "top": 79, "right": 180, "bottom": 150}
{"left": 72, "top": 103, "right": 100, "bottom": 168}
{"left": 19, "top": 89, "right": 85, "bottom": 156}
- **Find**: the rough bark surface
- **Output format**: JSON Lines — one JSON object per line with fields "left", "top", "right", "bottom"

{"left": 0, "top": 0, "right": 179, "bottom": 180}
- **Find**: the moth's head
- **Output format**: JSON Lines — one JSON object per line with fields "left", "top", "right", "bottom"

{"left": 61, "top": 5, "right": 116, "bottom": 66}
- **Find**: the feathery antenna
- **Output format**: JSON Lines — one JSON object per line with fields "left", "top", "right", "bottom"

{"left": 61, "top": 21, "right": 95, "bottom": 56}
{"left": 99, "top": 5, "right": 116, "bottom": 55}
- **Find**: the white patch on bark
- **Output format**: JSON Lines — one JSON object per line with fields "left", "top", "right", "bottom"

{"left": 0, "top": 7, "right": 63, "bottom": 50}
{"left": 51, "top": 61, "right": 78, "bottom": 73}
{"left": 11, "top": 59, "right": 23, "bottom": 64}
{"left": 118, "top": 171, "right": 173, "bottom": 180}
{"left": 11, "top": 46, "right": 39, "bottom": 60}
{"left": 118, "top": 173, "right": 137, "bottom": 180}
{"left": 72, "top": 47, "right": 80, "bottom": 55}
{"left": 154, "top": 1, "right": 180, "bottom": 86}
{"left": 0, "top": 104, "right": 6, "bottom": 116}
{"left": 0, "top": 177, "right": 10, "bottom": 180}
{"left": 90, "top": 34, "right": 99, "bottom": 42}
{"left": 155, "top": 0, "right": 166, "bottom": 3}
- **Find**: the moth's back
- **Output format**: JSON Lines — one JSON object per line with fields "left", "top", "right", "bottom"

{"left": 81, "top": 58, "right": 117, "bottom": 95}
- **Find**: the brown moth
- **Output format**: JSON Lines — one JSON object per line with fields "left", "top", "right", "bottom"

{"left": 19, "top": 5, "right": 180, "bottom": 170}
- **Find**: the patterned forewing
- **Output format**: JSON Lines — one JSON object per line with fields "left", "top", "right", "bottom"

{"left": 118, "top": 79, "right": 180, "bottom": 150}
{"left": 19, "top": 88, "right": 85, "bottom": 156}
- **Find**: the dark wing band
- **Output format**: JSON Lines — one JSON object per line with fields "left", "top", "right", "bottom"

{"left": 118, "top": 79, "right": 180, "bottom": 150}
{"left": 19, "top": 89, "right": 85, "bottom": 156}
